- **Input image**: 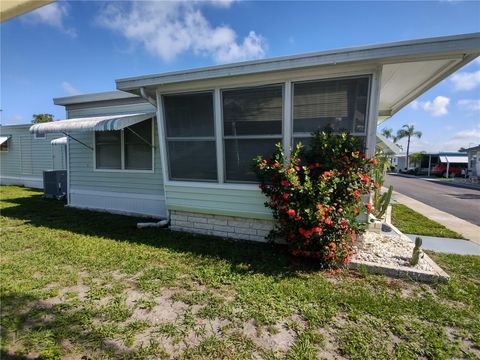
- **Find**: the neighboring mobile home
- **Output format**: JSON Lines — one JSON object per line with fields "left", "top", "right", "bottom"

{"left": 26, "top": 33, "right": 480, "bottom": 241}
{"left": 0, "top": 124, "right": 66, "bottom": 188}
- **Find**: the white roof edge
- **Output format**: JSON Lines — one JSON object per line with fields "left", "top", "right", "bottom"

{"left": 53, "top": 90, "right": 140, "bottom": 106}
{"left": 116, "top": 32, "right": 480, "bottom": 90}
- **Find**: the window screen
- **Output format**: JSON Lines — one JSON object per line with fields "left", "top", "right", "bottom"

{"left": 95, "top": 131, "right": 122, "bottom": 169}
{"left": 125, "top": 120, "right": 153, "bottom": 170}
{"left": 293, "top": 77, "right": 369, "bottom": 135}
{"left": 223, "top": 85, "right": 283, "bottom": 182}
{"left": 164, "top": 92, "right": 217, "bottom": 181}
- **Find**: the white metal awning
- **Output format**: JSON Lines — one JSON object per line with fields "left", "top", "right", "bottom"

{"left": 51, "top": 137, "right": 68, "bottom": 145}
{"left": 0, "top": 136, "right": 10, "bottom": 145}
{"left": 30, "top": 113, "right": 155, "bottom": 135}
{"left": 439, "top": 156, "right": 468, "bottom": 164}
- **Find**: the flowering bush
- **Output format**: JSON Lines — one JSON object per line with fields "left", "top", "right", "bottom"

{"left": 254, "top": 129, "right": 378, "bottom": 267}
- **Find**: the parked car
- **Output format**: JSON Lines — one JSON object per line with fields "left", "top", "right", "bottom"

{"left": 431, "top": 163, "right": 463, "bottom": 177}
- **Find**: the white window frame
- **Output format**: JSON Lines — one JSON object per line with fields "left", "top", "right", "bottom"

{"left": 291, "top": 75, "right": 372, "bottom": 151}
{"left": 162, "top": 90, "right": 218, "bottom": 182}
{"left": 221, "top": 83, "right": 284, "bottom": 184}
{"left": 155, "top": 69, "right": 377, "bottom": 190}
{"left": 93, "top": 118, "right": 155, "bottom": 173}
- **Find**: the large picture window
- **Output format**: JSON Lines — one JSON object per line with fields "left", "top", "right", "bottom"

{"left": 292, "top": 77, "right": 369, "bottom": 148}
{"left": 222, "top": 85, "right": 283, "bottom": 182}
{"left": 95, "top": 119, "right": 153, "bottom": 171}
{"left": 164, "top": 92, "right": 217, "bottom": 181}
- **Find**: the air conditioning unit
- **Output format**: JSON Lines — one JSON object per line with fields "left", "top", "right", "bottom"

{"left": 43, "top": 170, "right": 67, "bottom": 199}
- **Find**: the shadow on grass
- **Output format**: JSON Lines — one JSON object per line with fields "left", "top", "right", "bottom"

{"left": 0, "top": 191, "right": 327, "bottom": 278}
{"left": 0, "top": 291, "right": 148, "bottom": 359}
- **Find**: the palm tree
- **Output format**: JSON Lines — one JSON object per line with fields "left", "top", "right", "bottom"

{"left": 381, "top": 128, "right": 394, "bottom": 139}
{"left": 396, "top": 125, "right": 422, "bottom": 169}
{"left": 409, "top": 151, "right": 426, "bottom": 169}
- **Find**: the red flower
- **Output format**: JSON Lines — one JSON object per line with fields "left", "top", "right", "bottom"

{"left": 353, "top": 190, "right": 361, "bottom": 199}
{"left": 281, "top": 181, "right": 291, "bottom": 187}
{"left": 373, "top": 183, "right": 380, "bottom": 189}
{"left": 371, "top": 159, "right": 378, "bottom": 166}
{"left": 312, "top": 227, "right": 323, "bottom": 234}
{"left": 323, "top": 171, "right": 332, "bottom": 177}
{"left": 340, "top": 220, "right": 347, "bottom": 227}
{"left": 365, "top": 203, "right": 373, "bottom": 212}
{"left": 325, "top": 218, "right": 332, "bottom": 225}
{"left": 287, "top": 209, "right": 296, "bottom": 217}
{"left": 283, "top": 193, "right": 289, "bottom": 199}
{"left": 294, "top": 166, "right": 301, "bottom": 171}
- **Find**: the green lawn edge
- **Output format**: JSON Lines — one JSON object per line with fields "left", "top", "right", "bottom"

{"left": 392, "top": 203, "right": 465, "bottom": 239}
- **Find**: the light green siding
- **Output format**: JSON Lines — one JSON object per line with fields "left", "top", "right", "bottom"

{"left": 65, "top": 100, "right": 164, "bottom": 197}
{"left": 68, "top": 123, "right": 163, "bottom": 196}
{"left": 68, "top": 103, "right": 156, "bottom": 119}
{"left": 0, "top": 125, "right": 63, "bottom": 183}
{"left": 165, "top": 184, "right": 273, "bottom": 220}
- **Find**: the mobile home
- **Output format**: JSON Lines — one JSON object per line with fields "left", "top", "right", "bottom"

{"left": 25, "top": 33, "right": 480, "bottom": 241}
{"left": 0, "top": 124, "right": 66, "bottom": 188}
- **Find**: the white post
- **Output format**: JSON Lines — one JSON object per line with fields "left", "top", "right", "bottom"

{"left": 366, "top": 67, "right": 382, "bottom": 159}
{"left": 214, "top": 88, "right": 224, "bottom": 183}
{"left": 427, "top": 154, "right": 431, "bottom": 177}
{"left": 283, "top": 80, "right": 292, "bottom": 160}
{"left": 155, "top": 89, "right": 170, "bottom": 218}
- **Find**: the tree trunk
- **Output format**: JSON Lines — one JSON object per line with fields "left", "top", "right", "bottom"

{"left": 406, "top": 136, "right": 411, "bottom": 169}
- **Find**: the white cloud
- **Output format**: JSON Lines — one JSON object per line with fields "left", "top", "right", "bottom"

{"left": 450, "top": 70, "right": 480, "bottom": 91}
{"left": 443, "top": 125, "right": 480, "bottom": 151}
{"left": 62, "top": 81, "right": 80, "bottom": 96}
{"left": 96, "top": 1, "right": 266, "bottom": 63}
{"left": 457, "top": 99, "right": 480, "bottom": 113}
{"left": 21, "top": 3, "right": 76, "bottom": 37}
{"left": 410, "top": 96, "right": 450, "bottom": 116}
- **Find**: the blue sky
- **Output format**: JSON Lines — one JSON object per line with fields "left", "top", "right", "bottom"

{"left": 1, "top": 0, "right": 479, "bottom": 152}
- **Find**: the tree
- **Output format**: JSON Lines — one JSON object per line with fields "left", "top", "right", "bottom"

{"left": 396, "top": 125, "right": 422, "bottom": 169}
{"left": 381, "top": 128, "right": 394, "bottom": 139}
{"left": 31, "top": 114, "right": 54, "bottom": 124}
{"left": 409, "top": 151, "right": 426, "bottom": 169}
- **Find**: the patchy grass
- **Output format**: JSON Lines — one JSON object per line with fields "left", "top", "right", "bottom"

{"left": 392, "top": 203, "right": 465, "bottom": 239}
{"left": 1, "top": 186, "right": 479, "bottom": 359}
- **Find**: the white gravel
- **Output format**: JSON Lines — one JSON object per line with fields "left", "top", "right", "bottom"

{"left": 353, "top": 231, "right": 433, "bottom": 272}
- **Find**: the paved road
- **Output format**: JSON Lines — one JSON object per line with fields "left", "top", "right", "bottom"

{"left": 384, "top": 174, "right": 480, "bottom": 226}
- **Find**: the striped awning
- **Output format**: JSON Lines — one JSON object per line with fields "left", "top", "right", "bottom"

{"left": 30, "top": 113, "right": 155, "bottom": 135}
{"left": 51, "top": 137, "right": 68, "bottom": 145}
{"left": 0, "top": 136, "right": 10, "bottom": 145}
{"left": 439, "top": 155, "right": 468, "bottom": 164}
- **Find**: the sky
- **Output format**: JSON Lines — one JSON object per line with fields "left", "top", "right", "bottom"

{"left": 1, "top": 0, "right": 479, "bottom": 152}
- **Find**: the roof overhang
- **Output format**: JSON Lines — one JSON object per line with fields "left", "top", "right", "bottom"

{"left": 30, "top": 113, "right": 155, "bottom": 134}
{"left": 1, "top": 0, "right": 54, "bottom": 22}
{"left": 115, "top": 33, "right": 480, "bottom": 124}
{"left": 376, "top": 133, "right": 402, "bottom": 155}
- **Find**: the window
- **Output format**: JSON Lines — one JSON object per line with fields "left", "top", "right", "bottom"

{"left": 293, "top": 77, "right": 369, "bottom": 148}
{"left": 34, "top": 132, "right": 46, "bottom": 139}
{"left": 164, "top": 92, "right": 217, "bottom": 181}
{"left": 125, "top": 120, "right": 153, "bottom": 170}
{"left": 222, "top": 85, "right": 283, "bottom": 182}
{"left": 95, "top": 119, "right": 153, "bottom": 171}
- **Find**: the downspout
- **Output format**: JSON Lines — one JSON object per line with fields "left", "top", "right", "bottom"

{"left": 137, "top": 86, "right": 170, "bottom": 229}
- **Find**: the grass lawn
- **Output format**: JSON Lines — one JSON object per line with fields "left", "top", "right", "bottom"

{"left": 391, "top": 203, "right": 465, "bottom": 239}
{"left": 1, "top": 186, "right": 479, "bottom": 359}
